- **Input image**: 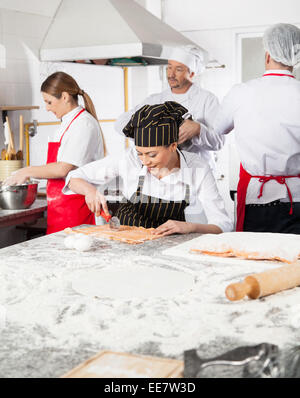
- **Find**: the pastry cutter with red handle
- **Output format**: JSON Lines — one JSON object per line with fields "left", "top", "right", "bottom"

{"left": 99, "top": 209, "right": 120, "bottom": 231}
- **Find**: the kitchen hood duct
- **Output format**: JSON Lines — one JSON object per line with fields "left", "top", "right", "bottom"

{"left": 40, "top": 0, "right": 208, "bottom": 66}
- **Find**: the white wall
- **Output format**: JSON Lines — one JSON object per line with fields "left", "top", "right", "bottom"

{"left": 0, "top": 0, "right": 127, "bottom": 175}
{"left": 0, "top": 4, "right": 53, "bottom": 150}
{"left": 163, "top": 0, "right": 300, "bottom": 31}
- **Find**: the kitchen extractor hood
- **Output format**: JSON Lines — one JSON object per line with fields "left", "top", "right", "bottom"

{"left": 40, "top": 0, "right": 208, "bottom": 66}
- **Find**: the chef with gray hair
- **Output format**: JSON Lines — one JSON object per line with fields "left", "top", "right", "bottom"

{"left": 198, "top": 23, "right": 300, "bottom": 234}
{"left": 115, "top": 45, "right": 224, "bottom": 170}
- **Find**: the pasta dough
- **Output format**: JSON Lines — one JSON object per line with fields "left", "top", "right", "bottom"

{"left": 71, "top": 267, "right": 195, "bottom": 299}
{"left": 65, "top": 225, "right": 163, "bottom": 245}
{"left": 190, "top": 232, "right": 300, "bottom": 263}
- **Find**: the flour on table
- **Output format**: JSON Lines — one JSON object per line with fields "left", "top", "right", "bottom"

{"left": 71, "top": 266, "right": 195, "bottom": 299}
{"left": 3, "top": 233, "right": 300, "bottom": 363}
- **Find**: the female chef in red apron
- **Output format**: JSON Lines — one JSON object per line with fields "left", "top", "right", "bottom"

{"left": 4, "top": 72, "right": 105, "bottom": 234}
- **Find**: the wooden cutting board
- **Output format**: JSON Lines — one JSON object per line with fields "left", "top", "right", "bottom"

{"left": 62, "top": 351, "right": 183, "bottom": 378}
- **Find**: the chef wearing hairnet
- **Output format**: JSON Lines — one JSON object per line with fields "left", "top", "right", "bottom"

{"left": 115, "top": 45, "right": 224, "bottom": 170}
{"left": 198, "top": 23, "right": 300, "bottom": 233}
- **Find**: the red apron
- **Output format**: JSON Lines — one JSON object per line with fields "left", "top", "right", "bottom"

{"left": 46, "top": 108, "right": 95, "bottom": 234}
{"left": 236, "top": 71, "right": 297, "bottom": 231}
{"left": 236, "top": 165, "right": 300, "bottom": 231}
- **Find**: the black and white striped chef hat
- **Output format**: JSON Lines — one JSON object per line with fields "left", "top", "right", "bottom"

{"left": 123, "top": 101, "right": 189, "bottom": 147}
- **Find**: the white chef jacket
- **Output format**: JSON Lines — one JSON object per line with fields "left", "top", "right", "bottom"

{"left": 199, "top": 70, "right": 300, "bottom": 204}
{"left": 53, "top": 106, "right": 104, "bottom": 167}
{"left": 63, "top": 148, "right": 233, "bottom": 233}
{"left": 114, "top": 84, "right": 224, "bottom": 167}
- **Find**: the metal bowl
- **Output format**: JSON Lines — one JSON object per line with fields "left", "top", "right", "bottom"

{"left": 0, "top": 181, "right": 38, "bottom": 210}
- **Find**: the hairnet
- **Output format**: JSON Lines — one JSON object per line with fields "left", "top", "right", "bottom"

{"left": 263, "top": 23, "right": 300, "bottom": 67}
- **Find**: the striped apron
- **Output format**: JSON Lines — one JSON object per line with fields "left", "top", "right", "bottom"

{"left": 115, "top": 175, "right": 190, "bottom": 229}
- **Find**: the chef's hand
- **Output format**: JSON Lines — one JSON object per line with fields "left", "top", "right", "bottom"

{"left": 152, "top": 220, "right": 195, "bottom": 236}
{"left": 178, "top": 120, "right": 200, "bottom": 145}
{"left": 3, "top": 168, "right": 30, "bottom": 186}
{"left": 85, "top": 190, "right": 109, "bottom": 217}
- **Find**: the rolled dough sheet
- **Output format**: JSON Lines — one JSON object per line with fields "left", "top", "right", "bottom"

{"left": 65, "top": 225, "right": 162, "bottom": 245}
{"left": 162, "top": 233, "right": 300, "bottom": 267}
{"left": 71, "top": 267, "right": 195, "bottom": 299}
{"left": 189, "top": 232, "right": 300, "bottom": 264}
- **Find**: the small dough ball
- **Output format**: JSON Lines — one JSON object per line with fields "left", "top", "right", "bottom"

{"left": 73, "top": 233, "right": 85, "bottom": 240}
{"left": 64, "top": 235, "right": 76, "bottom": 249}
{"left": 75, "top": 235, "right": 93, "bottom": 252}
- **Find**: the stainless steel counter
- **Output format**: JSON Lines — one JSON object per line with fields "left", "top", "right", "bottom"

{"left": 0, "top": 199, "right": 47, "bottom": 228}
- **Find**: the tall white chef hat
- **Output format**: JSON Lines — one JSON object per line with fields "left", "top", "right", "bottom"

{"left": 263, "top": 23, "right": 300, "bottom": 67}
{"left": 164, "top": 45, "right": 209, "bottom": 74}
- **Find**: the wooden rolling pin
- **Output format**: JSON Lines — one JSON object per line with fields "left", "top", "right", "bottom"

{"left": 225, "top": 264, "right": 300, "bottom": 301}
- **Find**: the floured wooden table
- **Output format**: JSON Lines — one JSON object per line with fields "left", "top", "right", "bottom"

{"left": 1, "top": 228, "right": 300, "bottom": 378}
{"left": 65, "top": 224, "right": 163, "bottom": 244}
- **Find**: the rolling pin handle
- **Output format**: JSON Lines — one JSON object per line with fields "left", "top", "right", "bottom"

{"left": 225, "top": 280, "right": 252, "bottom": 301}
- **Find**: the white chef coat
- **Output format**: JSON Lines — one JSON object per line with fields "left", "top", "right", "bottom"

{"left": 53, "top": 106, "right": 104, "bottom": 167}
{"left": 114, "top": 84, "right": 224, "bottom": 166}
{"left": 63, "top": 148, "right": 233, "bottom": 233}
{"left": 199, "top": 70, "right": 300, "bottom": 204}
